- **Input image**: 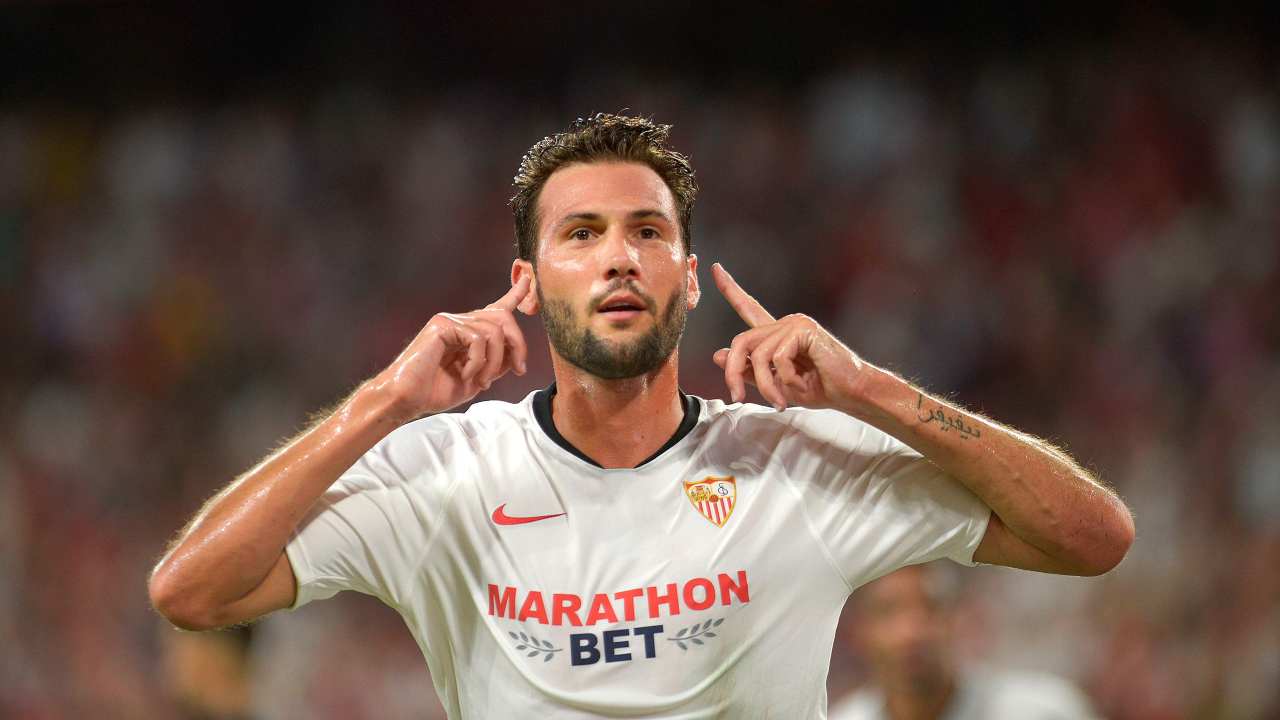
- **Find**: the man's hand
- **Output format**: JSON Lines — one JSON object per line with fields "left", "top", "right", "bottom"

{"left": 712, "top": 263, "right": 867, "bottom": 411}
{"left": 376, "top": 274, "right": 532, "bottom": 422}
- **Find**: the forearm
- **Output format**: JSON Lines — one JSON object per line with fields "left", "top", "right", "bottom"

{"left": 149, "top": 378, "right": 405, "bottom": 614}
{"left": 840, "top": 365, "right": 1134, "bottom": 575}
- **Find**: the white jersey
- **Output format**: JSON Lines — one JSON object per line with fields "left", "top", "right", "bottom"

{"left": 827, "top": 668, "right": 1100, "bottom": 720}
{"left": 284, "top": 386, "right": 992, "bottom": 719}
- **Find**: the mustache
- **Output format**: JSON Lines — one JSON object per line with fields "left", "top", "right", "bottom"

{"left": 590, "top": 281, "right": 657, "bottom": 313}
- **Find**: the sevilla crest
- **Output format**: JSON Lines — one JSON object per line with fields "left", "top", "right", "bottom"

{"left": 684, "top": 476, "right": 737, "bottom": 528}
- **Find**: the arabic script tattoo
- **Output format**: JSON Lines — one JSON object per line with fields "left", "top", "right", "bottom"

{"left": 915, "top": 393, "right": 982, "bottom": 441}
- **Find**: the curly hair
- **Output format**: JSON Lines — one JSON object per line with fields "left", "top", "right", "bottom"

{"left": 510, "top": 113, "right": 698, "bottom": 262}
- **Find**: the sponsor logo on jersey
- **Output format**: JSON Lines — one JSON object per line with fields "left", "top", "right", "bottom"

{"left": 487, "top": 570, "right": 751, "bottom": 667}
{"left": 487, "top": 571, "right": 750, "bottom": 627}
{"left": 491, "top": 503, "right": 567, "bottom": 526}
{"left": 683, "top": 476, "right": 736, "bottom": 527}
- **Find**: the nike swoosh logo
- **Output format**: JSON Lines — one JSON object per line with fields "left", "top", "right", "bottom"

{"left": 491, "top": 503, "right": 567, "bottom": 526}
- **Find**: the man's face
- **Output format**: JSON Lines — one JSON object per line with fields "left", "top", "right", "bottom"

{"left": 853, "top": 567, "right": 955, "bottom": 692}
{"left": 520, "top": 161, "right": 699, "bottom": 379}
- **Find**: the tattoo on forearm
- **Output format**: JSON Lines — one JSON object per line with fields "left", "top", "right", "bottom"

{"left": 915, "top": 393, "right": 982, "bottom": 440}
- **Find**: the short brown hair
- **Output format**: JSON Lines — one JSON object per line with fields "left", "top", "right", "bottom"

{"left": 510, "top": 113, "right": 698, "bottom": 262}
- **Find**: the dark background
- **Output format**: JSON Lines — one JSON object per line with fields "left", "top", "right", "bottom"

{"left": 2, "top": 4, "right": 1278, "bottom": 718}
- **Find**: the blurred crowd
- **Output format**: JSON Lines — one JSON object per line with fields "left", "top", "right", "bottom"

{"left": 3, "top": 19, "right": 1279, "bottom": 720}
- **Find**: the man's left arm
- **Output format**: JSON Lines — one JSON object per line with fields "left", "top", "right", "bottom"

{"left": 840, "top": 366, "right": 1133, "bottom": 575}
{"left": 711, "top": 263, "right": 1135, "bottom": 577}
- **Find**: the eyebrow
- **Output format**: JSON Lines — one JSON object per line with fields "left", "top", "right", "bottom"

{"left": 554, "top": 209, "right": 674, "bottom": 231}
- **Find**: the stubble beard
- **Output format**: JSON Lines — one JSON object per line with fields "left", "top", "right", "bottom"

{"left": 539, "top": 283, "right": 687, "bottom": 380}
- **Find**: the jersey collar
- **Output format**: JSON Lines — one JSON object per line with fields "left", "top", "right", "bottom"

{"left": 531, "top": 383, "right": 701, "bottom": 469}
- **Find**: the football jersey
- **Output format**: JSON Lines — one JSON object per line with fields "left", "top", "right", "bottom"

{"left": 284, "top": 385, "right": 992, "bottom": 719}
{"left": 827, "top": 668, "right": 1100, "bottom": 720}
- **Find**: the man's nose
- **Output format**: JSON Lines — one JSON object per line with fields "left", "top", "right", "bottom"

{"left": 600, "top": 228, "right": 640, "bottom": 280}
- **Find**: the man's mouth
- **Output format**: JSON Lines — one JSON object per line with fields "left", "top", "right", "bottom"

{"left": 596, "top": 293, "right": 649, "bottom": 318}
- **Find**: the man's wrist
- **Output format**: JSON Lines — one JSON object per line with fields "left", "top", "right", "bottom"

{"left": 833, "top": 362, "right": 906, "bottom": 425}
{"left": 349, "top": 375, "right": 417, "bottom": 431}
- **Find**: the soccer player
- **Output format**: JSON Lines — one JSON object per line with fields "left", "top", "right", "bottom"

{"left": 148, "top": 113, "right": 1135, "bottom": 718}
{"left": 829, "top": 563, "right": 1099, "bottom": 720}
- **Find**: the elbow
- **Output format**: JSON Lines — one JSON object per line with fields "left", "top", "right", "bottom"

{"left": 148, "top": 568, "right": 222, "bottom": 632}
{"left": 1077, "top": 503, "right": 1136, "bottom": 577}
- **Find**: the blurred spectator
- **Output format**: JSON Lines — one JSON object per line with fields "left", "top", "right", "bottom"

{"left": 829, "top": 563, "right": 1098, "bottom": 720}
{"left": 161, "top": 626, "right": 255, "bottom": 720}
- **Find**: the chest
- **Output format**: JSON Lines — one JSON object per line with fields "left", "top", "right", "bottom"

{"left": 450, "top": 451, "right": 818, "bottom": 585}
{"left": 411, "top": 439, "right": 848, "bottom": 697}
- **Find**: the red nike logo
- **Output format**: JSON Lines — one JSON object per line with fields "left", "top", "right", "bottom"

{"left": 491, "top": 503, "right": 566, "bottom": 526}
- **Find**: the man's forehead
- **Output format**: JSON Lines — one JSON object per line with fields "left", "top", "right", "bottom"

{"left": 537, "top": 162, "right": 677, "bottom": 229}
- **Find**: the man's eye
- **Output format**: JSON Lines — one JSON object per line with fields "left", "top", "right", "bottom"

{"left": 570, "top": 228, "right": 591, "bottom": 241}
{"left": 639, "top": 227, "right": 660, "bottom": 239}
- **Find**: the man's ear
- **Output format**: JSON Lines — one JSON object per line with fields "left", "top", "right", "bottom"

{"left": 686, "top": 254, "right": 701, "bottom": 309}
{"left": 511, "top": 259, "right": 539, "bottom": 315}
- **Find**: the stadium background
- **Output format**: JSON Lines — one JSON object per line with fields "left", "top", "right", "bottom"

{"left": 2, "top": 4, "right": 1278, "bottom": 718}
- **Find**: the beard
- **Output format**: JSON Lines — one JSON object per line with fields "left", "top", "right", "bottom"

{"left": 539, "top": 281, "right": 687, "bottom": 380}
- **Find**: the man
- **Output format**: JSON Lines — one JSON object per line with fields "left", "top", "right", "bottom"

{"left": 160, "top": 625, "right": 256, "bottom": 720}
{"left": 148, "top": 113, "right": 1134, "bottom": 718}
{"left": 828, "top": 563, "right": 1099, "bottom": 720}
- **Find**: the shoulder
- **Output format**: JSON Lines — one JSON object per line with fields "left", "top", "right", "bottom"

{"left": 392, "top": 395, "right": 531, "bottom": 441}
{"left": 458, "top": 395, "right": 535, "bottom": 435}
{"left": 696, "top": 397, "right": 892, "bottom": 454}
{"left": 364, "top": 395, "right": 534, "bottom": 470}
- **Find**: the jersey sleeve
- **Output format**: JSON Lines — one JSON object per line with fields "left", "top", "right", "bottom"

{"left": 284, "top": 418, "right": 454, "bottom": 612}
{"left": 778, "top": 408, "right": 993, "bottom": 590}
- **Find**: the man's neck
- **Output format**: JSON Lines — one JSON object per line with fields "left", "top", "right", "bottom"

{"left": 549, "top": 351, "right": 685, "bottom": 469}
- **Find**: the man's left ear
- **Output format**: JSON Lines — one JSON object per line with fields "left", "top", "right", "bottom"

{"left": 686, "top": 254, "right": 701, "bottom": 309}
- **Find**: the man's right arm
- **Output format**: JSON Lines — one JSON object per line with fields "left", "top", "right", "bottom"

{"left": 149, "top": 382, "right": 409, "bottom": 630}
{"left": 148, "top": 274, "right": 532, "bottom": 631}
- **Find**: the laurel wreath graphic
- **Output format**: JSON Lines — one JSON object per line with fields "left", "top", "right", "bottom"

{"left": 508, "top": 631, "right": 562, "bottom": 662}
{"left": 668, "top": 618, "right": 724, "bottom": 651}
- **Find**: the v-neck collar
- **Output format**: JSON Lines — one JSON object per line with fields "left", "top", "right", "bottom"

{"left": 531, "top": 383, "right": 700, "bottom": 469}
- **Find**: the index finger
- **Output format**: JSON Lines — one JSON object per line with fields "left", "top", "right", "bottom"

{"left": 488, "top": 273, "right": 532, "bottom": 312}
{"left": 712, "top": 263, "right": 775, "bottom": 327}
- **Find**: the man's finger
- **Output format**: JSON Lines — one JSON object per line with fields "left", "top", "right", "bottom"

{"left": 724, "top": 331, "right": 753, "bottom": 403}
{"left": 724, "top": 325, "right": 784, "bottom": 403}
{"left": 713, "top": 348, "right": 758, "bottom": 388}
{"left": 473, "top": 319, "right": 506, "bottom": 390}
{"left": 488, "top": 273, "right": 532, "bottom": 312}
{"left": 481, "top": 308, "right": 528, "bottom": 375}
{"left": 772, "top": 335, "right": 804, "bottom": 391}
{"left": 712, "top": 263, "right": 775, "bottom": 328}
{"left": 750, "top": 331, "right": 790, "bottom": 410}
{"left": 458, "top": 326, "right": 487, "bottom": 381}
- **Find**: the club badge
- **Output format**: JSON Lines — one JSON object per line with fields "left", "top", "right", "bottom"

{"left": 684, "top": 476, "right": 737, "bottom": 528}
